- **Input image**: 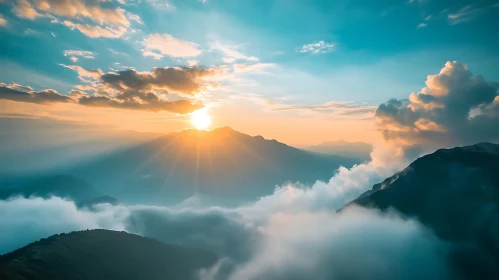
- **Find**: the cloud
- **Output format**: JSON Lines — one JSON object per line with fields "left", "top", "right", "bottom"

{"left": 274, "top": 101, "right": 377, "bottom": 120}
{"left": 98, "top": 67, "right": 217, "bottom": 95}
{"left": 62, "top": 20, "right": 128, "bottom": 38}
{"left": 0, "top": 75, "right": 204, "bottom": 114}
{"left": 232, "top": 63, "right": 275, "bottom": 73}
{"left": 187, "top": 60, "right": 199, "bottom": 67}
{"left": 0, "top": 64, "right": 227, "bottom": 114}
{"left": 142, "top": 34, "right": 202, "bottom": 59}
{"left": 376, "top": 61, "right": 499, "bottom": 152}
{"left": 0, "top": 195, "right": 452, "bottom": 279}
{"left": 0, "top": 64, "right": 229, "bottom": 114}
{"left": 63, "top": 50, "right": 95, "bottom": 62}
{"left": 447, "top": 5, "right": 485, "bottom": 25}
{"left": 227, "top": 207, "right": 450, "bottom": 280}
{"left": 0, "top": 83, "right": 73, "bottom": 104}
{"left": 298, "top": 40, "right": 335, "bottom": 54}
{"left": 210, "top": 41, "right": 258, "bottom": 64}
{"left": 10, "top": 0, "right": 140, "bottom": 38}
{"left": 12, "top": 0, "right": 41, "bottom": 20}
{"left": 0, "top": 15, "right": 7, "bottom": 26}
{"left": 78, "top": 92, "right": 203, "bottom": 114}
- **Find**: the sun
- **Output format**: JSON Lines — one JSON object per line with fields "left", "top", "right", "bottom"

{"left": 191, "top": 109, "right": 212, "bottom": 130}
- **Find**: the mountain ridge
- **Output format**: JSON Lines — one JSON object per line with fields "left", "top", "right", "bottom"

{"left": 62, "top": 127, "right": 359, "bottom": 205}
{"left": 348, "top": 142, "right": 499, "bottom": 279}
{"left": 0, "top": 229, "right": 217, "bottom": 280}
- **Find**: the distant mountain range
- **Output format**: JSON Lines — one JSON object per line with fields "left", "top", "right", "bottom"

{"left": 0, "top": 175, "right": 118, "bottom": 207}
{"left": 0, "top": 117, "right": 159, "bottom": 175}
{"left": 0, "top": 229, "right": 217, "bottom": 280}
{"left": 55, "top": 127, "right": 359, "bottom": 205}
{"left": 304, "top": 140, "right": 372, "bottom": 161}
{"left": 349, "top": 142, "right": 499, "bottom": 279}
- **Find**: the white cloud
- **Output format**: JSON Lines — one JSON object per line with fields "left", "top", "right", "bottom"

{"left": 142, "top": 34, "right": 202, "bottom": 59}
{"left": 142, "top": 50, "right": 163, "bottom": 60}
{"left": 299, "top": 40, "right": 335, "bottom": 54}
{"left": 211, "top": 41, "right": 258, "bottom": 63}
{"left": 63, "top": 50, "right": 95, "bottom": 61}
{"left": 187, "top": 60, "right": 199, "bottom": 66}
{"left": 227, "top": 207, "right": 449, "bottom": 280}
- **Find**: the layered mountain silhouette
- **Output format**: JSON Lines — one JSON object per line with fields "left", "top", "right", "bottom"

{"left": 349, "top": 142, "right": 499, "bottom": 279}
{"left": 305, "top": 140, "right": 372, "bottom": 161}
{"left": 0, "top": 175, "right": 119, "bottom": 207}
{"left": 64, "top": 127, "right": 359, "bottom": 205}
{"left": 0, "top": 175, "right": 96, "bottom": 200}
{"left": 0, "top": 229, "right": 217, "bottom": 280}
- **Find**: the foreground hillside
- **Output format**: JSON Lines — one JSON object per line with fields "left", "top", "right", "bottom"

{"left": 350, "top": 142, "right": 499, "bottom": 279}
{"left": 0, "top": 229, "right": 217, "bottom": 280}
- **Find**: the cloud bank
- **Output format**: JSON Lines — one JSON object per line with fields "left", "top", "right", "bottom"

{"left": 0, "top": 64, "right": 225, "bottom": 114}
{"left": 376, "top": 61, "right": 499, "bottom": 153}
{"left": 0, "top": 196, "right": 453, "bottom": 280}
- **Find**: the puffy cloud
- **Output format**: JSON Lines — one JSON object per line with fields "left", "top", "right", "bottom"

{"left": 142, "top": 34, "right": 202, "bottom": 59}
{"left": 0, "top": 80, "right": 203, "bottom": 114}
{"left": 376, "top": 61, "right": 499, "bottom": 152}
{"left": 298, "top": 40, "right": 335, "bottom": 54}
{"left": 0, "top": 64, "right": 227, "bottom": 114}
{"left": 10, "top": 0, "right": 140, "bottom": 38}
{"left": 0, "top": 196, "right": 452, "bottom": 279}
{"left": 98, "top": 67, "right": 218, "bottom": 95}
{"left": 34, "top": 0, "right": 131, "bottom": 26}
{"left": 0, "top": 83, "right": 73, "bottom": 104}
{"left": 227, "top": 207, "right": 450, "bottom": 280}
{"left": 0, "top": 196, "right": 128, "bottom": 253}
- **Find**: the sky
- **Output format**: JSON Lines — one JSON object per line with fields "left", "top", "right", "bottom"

{"left": 0, "top": 0, "right": 498, "bottom": 145}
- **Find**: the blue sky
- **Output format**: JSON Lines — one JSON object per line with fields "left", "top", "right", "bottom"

{"left": 0, "top": 0, "right": 498, "bottom": 144}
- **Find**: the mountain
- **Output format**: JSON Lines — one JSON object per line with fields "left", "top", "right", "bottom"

{"left": 349, "top": 142, "right": 499, "bottom": 279}
{"left": 304, "top": 140, "right": 372, "bottom": 161}
{"left": 64, "top": 127, "right": 359, "bottom": 205}
{"left": 0, "top": 117, "right": 159, "bottom": 175}
{"left": 0, "top": 229, "right": 217, "bottom": 280}
{"left": 0, "top": 175, "right": 119, "bottom": 207}
{"left": 0, "top": 175, "right": 96, "bottom": 200}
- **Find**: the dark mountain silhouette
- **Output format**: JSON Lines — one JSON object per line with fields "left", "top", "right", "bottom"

{"left": 304, "top": 140, "right": 372, "bottom": 161}
{"left": 349, "top": 142, "right": 499, "bottom": 279}
{"left": 66, "top": 127, "right": 359, "bottom": 205}
{"left": 0, "top": 229, "right": 217, "bottom": 280}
